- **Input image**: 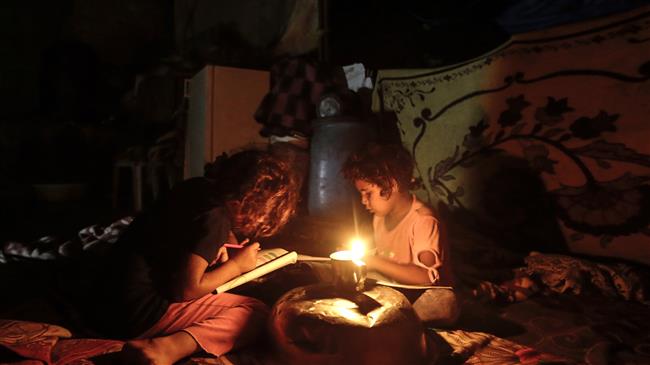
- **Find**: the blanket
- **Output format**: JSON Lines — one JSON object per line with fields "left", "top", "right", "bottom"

{"left": 498, "top": 293, "right": 650, "bottom": 364}
{"left": 0, "top": 217, "right": 132, "bottom": 263}
{"left": 0, "top": 320, "right": 122, "bottom": 365}
{"left": 473, "top": 251, "right": 650, "bottom": 305}
{"left": 0, "top": 319, "right": 574, "bottom": 365}
{"left": 518, "top": 251, "right": 650, "bottom": 303}
{"left": 469, "top": 252, "right": 650, "bottom": 364}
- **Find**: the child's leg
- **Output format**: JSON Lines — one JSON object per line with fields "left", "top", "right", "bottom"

{"left": 412, "top": 288, "right": 460, "bottom": 327}
{"left": 135, "top": 293, "right": 269, "bottom": 357}
{"left": 122, "top": 331, "right": 197, "bottom": 365}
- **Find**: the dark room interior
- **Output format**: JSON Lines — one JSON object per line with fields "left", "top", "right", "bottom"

{"left": 2, "top": 1, "right": 650, "bottom": 364}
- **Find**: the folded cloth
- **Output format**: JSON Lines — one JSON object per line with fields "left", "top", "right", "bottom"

{"left": 472, "top": 251, "right": 650, "bottom": 305}
{"left": 517, "top": 251, "right": 650, "bottom": 304}
{"left": 1, "top": 217, "right": 133, "bottom": 263}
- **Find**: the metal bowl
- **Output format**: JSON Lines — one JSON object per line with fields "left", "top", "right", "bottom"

{"left": 269, "top": 284, "right": 432, "bottom": 365}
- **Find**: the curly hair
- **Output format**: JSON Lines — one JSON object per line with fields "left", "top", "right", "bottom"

{"left": 342, "top": 143, "right": 415, "bottom": 199}
{"left": 205, "top": 150, "right": 299, "bottom": 238}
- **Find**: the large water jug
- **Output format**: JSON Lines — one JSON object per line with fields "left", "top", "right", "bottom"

{"left": 308, "top": 116, "right": 373, "bottom": 220}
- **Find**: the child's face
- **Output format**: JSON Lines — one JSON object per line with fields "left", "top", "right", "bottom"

{"left": 354, "top": 179, "right": 395, "bottom": 217}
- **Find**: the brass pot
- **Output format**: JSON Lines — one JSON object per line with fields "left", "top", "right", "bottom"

{"left": 268, "top": 284, "right": 432, "bottom": 365}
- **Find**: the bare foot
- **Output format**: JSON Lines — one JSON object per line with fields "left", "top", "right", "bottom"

{"left": 121, "top": 333, "right": 198, "bottom": 365}
{"left": 121, "top": 339, "right": 173, "bottom": 365}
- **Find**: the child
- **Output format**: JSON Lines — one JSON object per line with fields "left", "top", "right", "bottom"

{"left": 342, "top": 143, "right": 460, "bottom": 326}
{"left": 88, "top": 150, "right": 299, "bottom": 365}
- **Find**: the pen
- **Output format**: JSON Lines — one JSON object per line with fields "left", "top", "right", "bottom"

{"left": 224, "top": 243, "right": 245, "bottom": 249}
{"left": 224, "top": 238, "right": 250, "bottom": 249}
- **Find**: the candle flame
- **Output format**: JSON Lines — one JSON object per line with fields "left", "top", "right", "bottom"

{"left": 350, "top": 238, "right": 366, "bottom": 261}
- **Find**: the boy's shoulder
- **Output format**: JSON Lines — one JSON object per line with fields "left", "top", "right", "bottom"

{"left": 412, "top": 198, "right": 438, "bottom": 221}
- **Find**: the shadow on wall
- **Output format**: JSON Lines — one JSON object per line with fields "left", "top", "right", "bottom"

{"left": 444, "top": 153, "right": 568, "bottom": 255}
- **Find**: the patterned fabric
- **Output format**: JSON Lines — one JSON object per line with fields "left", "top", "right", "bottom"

{"left": 50, "top": 338, "right": 123, "bottom": 365}
{"left": 472, "top": 276, "right": 540, "bottom": 304}
{"left": 254, "top": 56, "right": 346, "bottom": 137}
{"left": 518, "top": 251, "right": 650, "bottom": 303}
{"left": 436, "top": 328, "right": 573, "bottom": 364}
{"left": 0, "top": 320, "right": 70, "bottom": 364}
{"left": 0, "top": 320, "right": 122, "bottom": 365}
{"left": 472, "top": 251, "right": 650, "bottom": 305}
{"left": 373, "top": 5, "right": 650, "bottom": 265}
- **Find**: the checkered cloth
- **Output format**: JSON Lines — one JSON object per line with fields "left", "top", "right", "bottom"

{"left": 255, "top": 57, "right": 347, "bottom": 137}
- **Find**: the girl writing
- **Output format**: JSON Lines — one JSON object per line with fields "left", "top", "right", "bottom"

{"left": 89, "top": 149, "right": 299, "bottom": 364}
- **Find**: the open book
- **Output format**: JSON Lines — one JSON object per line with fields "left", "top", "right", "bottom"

{"left": 367, "top": 271, "right": 453, "bottom": 290}
{"left": 295, "top": 254, "right": 454, "bottom": 290}
{"left": 214, "top": 248, "right": 298, "bottom": 294}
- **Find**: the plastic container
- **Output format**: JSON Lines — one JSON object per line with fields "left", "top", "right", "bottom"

{"left": 308, "top": 116, "right": 373, "bottom": 220}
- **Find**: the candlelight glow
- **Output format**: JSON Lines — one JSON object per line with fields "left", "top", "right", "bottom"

{"left": 329, "top": 238, "right": 367, "bottom": 266}
{"left": 349, "top": 238, "right": 366, "bottom": 266}
{"left": 349, "top": 238, "right": 366, "bottom": 259}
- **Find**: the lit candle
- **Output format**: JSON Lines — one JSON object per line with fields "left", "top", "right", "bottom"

{"left": 330, "top": 238, "right": 368, "bottom": 291}
{"left": 329, "top": 238, "right": 366, "bottom": 263}
{"left": 350, "top": 238, "right": 366, "bottom": 266}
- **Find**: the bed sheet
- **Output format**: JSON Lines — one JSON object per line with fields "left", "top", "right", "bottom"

{"left": 495, "top": 293, "right": 650, "bottom": 364}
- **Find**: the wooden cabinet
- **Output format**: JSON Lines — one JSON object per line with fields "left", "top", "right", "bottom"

{"left": 184, "top": 65, "right": 269, "bottom": 178}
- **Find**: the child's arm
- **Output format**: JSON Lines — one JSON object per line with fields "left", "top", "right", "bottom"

{"left": 368, "top": 205, "right": 445, "bottom": 285}
{"left": 171, "top": 241, "right": 260, "bottom": 301}
{"left": 365, "top": 254, "right": 433, "bottom": 285}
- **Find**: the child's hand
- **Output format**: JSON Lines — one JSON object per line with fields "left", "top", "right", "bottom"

{"left": 210, "top": 245, "right": 229, "bottom": 266}
{"left": 230, "top": 241, "right": 260, "bottom": 273}
{"left": 364, "top": 254, "right": 378, "bottom": 270}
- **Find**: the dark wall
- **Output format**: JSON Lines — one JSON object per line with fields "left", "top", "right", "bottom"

{"left": 0, "top": 0, "right": 174, "bottom": 242}
{"left": 327, "top": 0, "right": 511, "bottom": 69}
{"left": 326, "top": 0, "right": 650, "bottom": 69}
{"left": 1, "top": 2, "right": 72, "bottom": 120}
{"left": 0, "top": 0, "right": 172, "bottom": 123}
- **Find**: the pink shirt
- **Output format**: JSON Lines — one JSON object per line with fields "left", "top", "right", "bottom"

{"left": 373, "top": 196, "right": 453, "bottom": 285}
